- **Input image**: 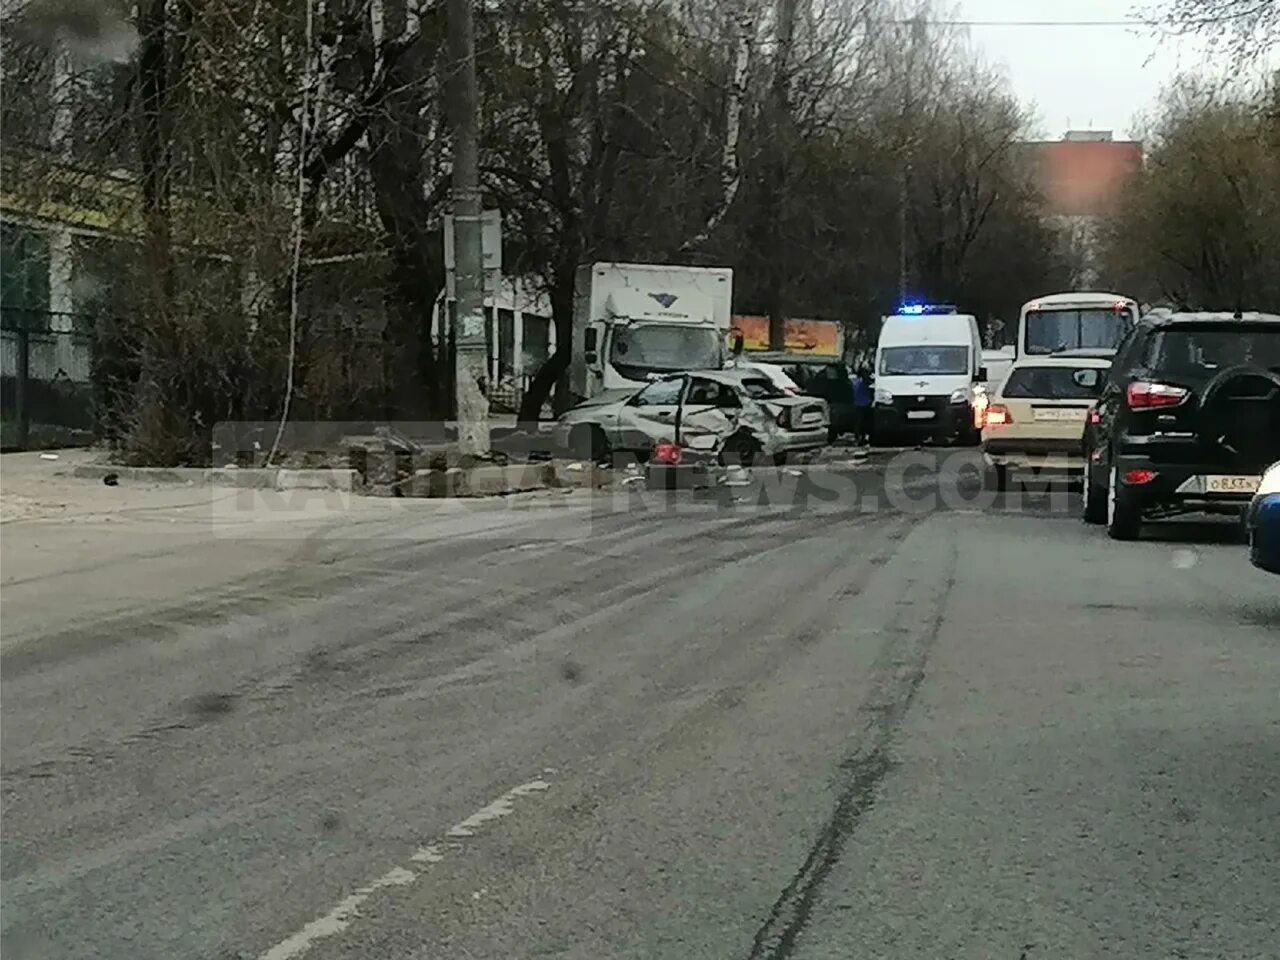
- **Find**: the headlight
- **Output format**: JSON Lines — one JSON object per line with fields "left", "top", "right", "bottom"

{"left": 874, "top": 387, "right": 894, "bottom": 405}
{"left": 949, "top": 387, "right": 970, "bottom": 405}
{"left": 1259, "top": 462, "right": 1280, "bottom": 496}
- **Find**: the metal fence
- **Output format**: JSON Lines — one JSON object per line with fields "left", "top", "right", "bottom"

{"left": 1, "top": 308, "right": 96, "bottom": 451}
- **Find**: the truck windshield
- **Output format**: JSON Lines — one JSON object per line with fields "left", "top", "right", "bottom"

{"left": 1025, "top": 308, "right": 1132, "bottom": 355}
{"left": 610, "top": 324, "right": 722, "bottom": 379}
{"left": 879, "top": 346, "right": 969, "bottom": 375}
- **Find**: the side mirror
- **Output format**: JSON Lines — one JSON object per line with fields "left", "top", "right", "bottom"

{"left": 584, "top": 328, "right": 598, "bottom": 366}
{"left": 729, "top": 330, "right": 745, "bottom": 357}
{"left": 1072, "top": 368, "right": 1102, "bottom": 389}
{"left": 976, "top": 366, "right": 988, "bottom": 383}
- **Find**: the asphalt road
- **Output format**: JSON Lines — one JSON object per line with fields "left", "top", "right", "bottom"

{"left": 3, "top": 454, "right": 1278, "bottom": 960}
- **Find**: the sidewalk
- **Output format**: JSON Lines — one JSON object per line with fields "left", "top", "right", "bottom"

{"left": 0, "top": 451, "right": 596, "bottom": 656}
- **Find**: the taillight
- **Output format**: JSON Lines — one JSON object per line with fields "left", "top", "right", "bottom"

{"left": 1088, "top": 409, "right": 1101, "bottom": 425}
{"left": 1123, "top": 469, "right": 1156, "bottom": 485}
{"left": 984, "top": 404, "right": 1012, "bottom": 426}
{"left": 653, "top": 442, "right": 682, "bottom": 465}
{"left": 1126, "top": 381, "right": 1188, "bottom": 409}
{"left": 784, "top": 386, "right": 800, "bottom": 395}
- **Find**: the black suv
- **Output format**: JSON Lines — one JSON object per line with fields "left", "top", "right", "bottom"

{"left": 1081, "top": 311, "right": 1280, "bottom": 539}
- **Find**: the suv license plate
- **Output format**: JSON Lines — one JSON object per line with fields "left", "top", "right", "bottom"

{"left": 1206, "top": 474, "right": 1260, "bottom": 494}
{"left": 906, "top": 410, "right": 935, "bottom": 420}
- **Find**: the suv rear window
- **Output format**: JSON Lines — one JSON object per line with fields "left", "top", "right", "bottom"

{"left": 1145, "top": 325, "right": 1280, "bottom": 384}
{"left": 1003, "top": 366, "right": 1105, "bottom": 400}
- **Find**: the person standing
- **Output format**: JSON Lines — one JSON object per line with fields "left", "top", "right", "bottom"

{"left": 850, "top": 366, "right": 873, "bottom": 444}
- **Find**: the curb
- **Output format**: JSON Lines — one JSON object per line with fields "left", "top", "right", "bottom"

{"left": 408, "top": 462, "right": 614, "bottom": 498}
{"left": 71, "top": 464, "right": 357, "bottom": 492}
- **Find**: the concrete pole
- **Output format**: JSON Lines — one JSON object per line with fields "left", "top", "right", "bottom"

{"left": 445, "top": 0, "right": 490, "bottom": 455}
{"left": 899, "top": 14, "right": 928, "bottom": 303}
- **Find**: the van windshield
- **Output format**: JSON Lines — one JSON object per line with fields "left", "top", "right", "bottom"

{"left": 1025, "top": 308, "right": 1132, "bottom": 355}
{"left": 879, "top": 346, "right": 969, "bottom": 375}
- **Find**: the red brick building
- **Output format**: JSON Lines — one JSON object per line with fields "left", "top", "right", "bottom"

{"left": 1018, "top": 131, "right": 1144, "bottom": 285}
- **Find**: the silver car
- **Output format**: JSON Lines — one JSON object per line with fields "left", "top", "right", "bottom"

{"left": 554, "top": 369, "right": 830, "bottom": 463}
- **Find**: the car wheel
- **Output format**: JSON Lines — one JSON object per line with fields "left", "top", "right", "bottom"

{"left": 721, "top": 431, "right": 761, "bottom": 466}
{"left": 1082, "top": 458, "right": 1107, "bottom": 525}
{"left": 568, "top": 424, "right": 609, "bottom": 464}
{"left": 1106, "top": 465, "right": 1143, "bottom": 541}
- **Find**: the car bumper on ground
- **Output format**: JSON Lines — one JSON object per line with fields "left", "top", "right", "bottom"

{"left": 1246, "top": 493, "right": 1280, "bottom": 574}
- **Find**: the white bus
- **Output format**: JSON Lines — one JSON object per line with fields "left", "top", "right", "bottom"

{"left": 1017, "top": 292, "right": 1139, "bottom": 358}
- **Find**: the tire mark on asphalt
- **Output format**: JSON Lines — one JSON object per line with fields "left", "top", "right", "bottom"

{"left": 744, "top": 530, "right": 958, "bottom": 960}
{"left": 0, "top": 508, "right": 890, "bottom": 787}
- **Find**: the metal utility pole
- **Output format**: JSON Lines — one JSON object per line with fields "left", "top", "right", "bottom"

{"left": 765, "top": 0, "right": 800, "bottom": 352}
{"left": 445, "top": 0, "right": 490, "bottom": 456}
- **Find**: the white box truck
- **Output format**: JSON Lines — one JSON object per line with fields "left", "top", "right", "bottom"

{"left": 570, "top": 262, "right": 734, "bottom": 402}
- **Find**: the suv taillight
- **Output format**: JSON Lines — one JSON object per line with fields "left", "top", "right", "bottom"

{"left": 1126, "top": 381, "right": 1189, "bottom": 409}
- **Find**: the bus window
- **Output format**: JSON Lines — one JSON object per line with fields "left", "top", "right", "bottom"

{"left": 1019, "top": 297, "right": 1136, "bottom": 356}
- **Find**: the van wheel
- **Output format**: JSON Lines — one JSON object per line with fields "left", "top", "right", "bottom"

{"left": 1106, "top": 466, "right": 1143, "bottom": 541}
{"left": 990, "top": 464, "right": 1009, "bottom": 492}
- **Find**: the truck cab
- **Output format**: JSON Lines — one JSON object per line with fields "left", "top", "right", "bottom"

{"left": 571, "top": 263, "right": 733, "bottom": 402}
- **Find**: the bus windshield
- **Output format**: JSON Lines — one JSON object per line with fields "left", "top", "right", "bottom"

{"left": 1024, "top": 307, "right": 1133, "bottom": 355}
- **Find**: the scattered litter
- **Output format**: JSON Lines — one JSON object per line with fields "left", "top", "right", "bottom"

{"left": 1171, "top": 549, "right": 1198, "bottom": 570}
{"left": 783, "top": 468, "right": 803, "bottom": 477}
{"left": 565, "top": 462, "right": 585, "bottom": 472}
{"left": 621, "top": 475, "right": 646, "bottom": 486}
{"left": 39, "top": 453, "right": 59, "bottom": 461}
{"left": 102, "top": 473, "right": 119, "bottom": 487}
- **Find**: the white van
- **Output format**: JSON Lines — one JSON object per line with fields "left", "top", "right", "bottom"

{"left": 873, "top": 304, "right": 985, "bottom": 445}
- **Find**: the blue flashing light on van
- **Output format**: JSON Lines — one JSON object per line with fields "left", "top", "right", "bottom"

{"left": 897, "top": 303, "right": 957, "bottom": 316}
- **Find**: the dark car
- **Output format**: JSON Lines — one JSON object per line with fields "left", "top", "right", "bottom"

{"left": 745, "top": 354, "right": 856, "bottom": 439}
{"left": 1081, "top": 310, "right": 1280, "bottom": 539}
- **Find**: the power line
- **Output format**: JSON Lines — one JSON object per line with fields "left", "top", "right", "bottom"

{"left": 880, "top": 19, "right": 1159, "bottom": 28}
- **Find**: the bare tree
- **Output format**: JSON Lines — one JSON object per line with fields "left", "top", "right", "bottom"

{"left": 1145, "top": 0, "right": 1280, "bottom": 65}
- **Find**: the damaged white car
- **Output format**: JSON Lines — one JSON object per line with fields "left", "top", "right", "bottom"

{"left": 554, "top": 369, "right": 830, "bottom": 465}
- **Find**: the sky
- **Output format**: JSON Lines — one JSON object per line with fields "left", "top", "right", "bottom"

{"left": 949, "top": 0, "right": 1273, "bottom": 140}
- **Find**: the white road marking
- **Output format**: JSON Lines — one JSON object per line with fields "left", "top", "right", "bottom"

{"left": 446, "top": 779, "right": 549, "bottom": 837}
{"left": 260, "top": 868, "right": 416, "bottom": 960}
{"left": 259, "top": 777, "right": 552, "bottom": 960}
